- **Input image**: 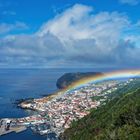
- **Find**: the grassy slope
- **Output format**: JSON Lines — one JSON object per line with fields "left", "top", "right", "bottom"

{"left": 62, "top": 80, "right": 140, "bottom": 140}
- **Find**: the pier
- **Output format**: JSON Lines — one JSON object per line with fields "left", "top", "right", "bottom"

{"left": 0, "top": 120, "right": 27, "bottom": 136}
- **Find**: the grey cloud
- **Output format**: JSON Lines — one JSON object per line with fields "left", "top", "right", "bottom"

{"left": 0, "top": 4, "right": 139, "bottom": 68}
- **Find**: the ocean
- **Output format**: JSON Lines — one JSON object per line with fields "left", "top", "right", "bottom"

{"left": 0, "top": 68, "right": 103, "bottom": 140}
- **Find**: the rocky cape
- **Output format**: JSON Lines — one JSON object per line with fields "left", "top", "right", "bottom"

{"left": 56, "top": 72, "right": 102, "bottom": 89}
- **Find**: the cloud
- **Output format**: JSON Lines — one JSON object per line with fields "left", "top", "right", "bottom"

{"left": 2, "top": 11, "right": 16, "bottom": 16}
{"left": 0, "top": 4, "right": 140, "bottom": 68}
{"left": 0, "top": 22, "right": 29, "bottom": 35}
{"left": 119, "top": 0, "right": 139, "bottom": 5}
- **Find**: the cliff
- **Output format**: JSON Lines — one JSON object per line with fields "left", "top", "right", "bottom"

{"left": 56, "top": 72, "right": 102, "bottom": 89}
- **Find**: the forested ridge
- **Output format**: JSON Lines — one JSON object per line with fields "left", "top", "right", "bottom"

{"left": 61, "top": 79, "right": 140, "bottom": 140}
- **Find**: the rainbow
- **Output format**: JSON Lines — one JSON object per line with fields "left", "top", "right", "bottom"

{"left": 41, "top": 69, "right": 140, "bottom": 102}
{"left": 64, "top": 70, "right": 140, "bottom": 92}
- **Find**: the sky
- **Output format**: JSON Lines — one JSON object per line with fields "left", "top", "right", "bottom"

{"left": 0, "top": 0, "right": 140, "bottom": 69}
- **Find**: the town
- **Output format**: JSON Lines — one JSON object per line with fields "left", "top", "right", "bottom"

{"left": 0, "top": 79, "right": 134, "bottom": 138}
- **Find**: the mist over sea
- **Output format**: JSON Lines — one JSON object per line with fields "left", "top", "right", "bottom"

{"left": 0, "top": 68, "right": 110, "bottom": 140}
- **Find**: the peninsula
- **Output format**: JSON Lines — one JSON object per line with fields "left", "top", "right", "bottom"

{"left": 56, "top": 72, "right": 102, "bottom": 89}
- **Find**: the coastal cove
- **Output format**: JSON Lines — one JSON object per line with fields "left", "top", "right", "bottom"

{"left": 0, "top": 68, "right": 101, "bottom": 140}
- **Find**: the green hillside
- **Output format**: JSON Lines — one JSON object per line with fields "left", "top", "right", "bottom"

{"left": 61, "top": 80, "right": 140, "bottom": 140}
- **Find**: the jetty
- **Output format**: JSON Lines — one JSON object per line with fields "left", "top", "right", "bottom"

{"left": 0, "top": 119, "right": 27, "bottom": 136}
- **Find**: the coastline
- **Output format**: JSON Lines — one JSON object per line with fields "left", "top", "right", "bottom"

{"left": 0, "top": 69, "right": 110, "bottom": 140}
{"left": 1, "top": 71, "right": 139, "bottom": 139}
{"left": 16, "top": 77, "right": 139, "bottom": 139}
{"left": 17, "top": 72, "right": 103, "bottom": 108}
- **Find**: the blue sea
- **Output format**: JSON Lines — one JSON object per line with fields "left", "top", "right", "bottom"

{"left": 0, "top": 68, "right": 107, "bottom": 140}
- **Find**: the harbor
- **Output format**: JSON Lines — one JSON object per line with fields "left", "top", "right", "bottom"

{"left": 0, "top": 119, "right": 27, "bottom": 136}
{"left": 0, "top": 78, "right": 136, "bottom": 139}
